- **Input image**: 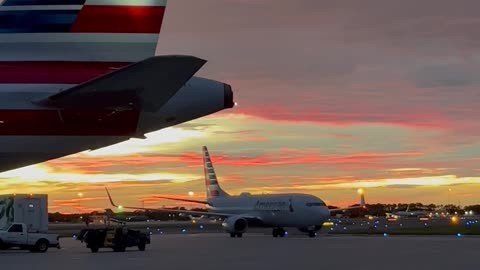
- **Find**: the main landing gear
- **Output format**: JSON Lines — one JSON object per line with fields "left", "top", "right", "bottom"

{"left": 272, "top": 228, "right": 286, "bottom": 238}
{"left": 230, "top": 232, "right": 243, "bottom": 238}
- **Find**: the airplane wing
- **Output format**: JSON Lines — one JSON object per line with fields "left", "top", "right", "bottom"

{"left": 153, "top": 196, "right": 210, "bottom": 206}
{"left": 329, "top": 192, "right": 366, "bottom": 213}
{"left": 105, "top": 188, "right": 232, "bottom": 218}
{"left": 36, "top": 55, "right": 206, "bottom": 113}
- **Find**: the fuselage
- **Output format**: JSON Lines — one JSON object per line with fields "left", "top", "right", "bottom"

{"left": 387, "top": 211, "right": 430, "bottom": 218}
{"left": 207, "top": 193, "right": 330, "bottom": 228}
{"left": 0, "top": 77, "right": 233, "bottom": 172}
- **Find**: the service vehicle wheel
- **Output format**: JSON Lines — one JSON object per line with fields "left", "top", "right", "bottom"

{"left": 138, "top": 241, "right": 146, "bottom": 251}
{"left": 272, "top": 229, "right": 279, "bottom": 238}
{"left": 35, "top": 239, "right": 49, "bottom": 253}
{"left": 113, "top": 245, "right": 126, "bottom": 252}
{"left": 90, "top": 246, "right": 99, "bottom": 253}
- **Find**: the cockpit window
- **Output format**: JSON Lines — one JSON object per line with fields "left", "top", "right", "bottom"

{"left": 306, "top": 202, "right": 326, "bottom": 207}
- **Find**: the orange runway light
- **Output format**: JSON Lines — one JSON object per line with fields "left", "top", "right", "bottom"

{"left": 451, "top": 216, "right": 459, "bottom": 225}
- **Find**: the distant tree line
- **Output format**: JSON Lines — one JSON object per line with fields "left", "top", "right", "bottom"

{"left": 48, "top": 204, "right": 480, "bottom": 223}
{"left": 332, "top": 203, "right": 480, "bottom": 218}
{"left": 48, "top": 207, "right": 207, "bottom": 223}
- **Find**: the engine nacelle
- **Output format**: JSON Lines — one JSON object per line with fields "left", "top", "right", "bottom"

{"left": 222, "top": 216, "right": 248, "bottom": 234}
{"left": 137, "top": 76, "right": 235, "bottom": 135}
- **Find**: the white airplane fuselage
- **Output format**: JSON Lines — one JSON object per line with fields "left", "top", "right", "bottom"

{"left": 208, "top": 193, "right": 330, "bottom": 228}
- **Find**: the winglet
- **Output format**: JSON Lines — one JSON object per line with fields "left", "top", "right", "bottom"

{"left": 358, "top": 189, "right": 367, "bottom": 209}
{"left": 360, "top": 193, "right": 366, "bottom": 208}
{"left": 105, "top": 187, "right": 118, "bottom": 207}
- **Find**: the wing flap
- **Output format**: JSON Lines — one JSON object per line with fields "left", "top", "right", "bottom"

{"left": 37, "top": 55, "right": 206, "bottom": 112}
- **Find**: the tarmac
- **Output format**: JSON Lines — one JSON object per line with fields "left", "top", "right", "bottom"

{"left": 0, "top": 233, "right": 478, "bottom": 270}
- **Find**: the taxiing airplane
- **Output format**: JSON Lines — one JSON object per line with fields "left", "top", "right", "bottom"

{"left": 0, "top": 0, "right": 235, "bottom": 173}
{"left": 386, "top": 205, "right": 430, "bottom": 219}
{"left": 106, "top": 146, "right": 366, "bottom": 238}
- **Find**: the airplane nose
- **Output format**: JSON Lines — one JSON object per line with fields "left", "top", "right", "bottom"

{"left": 223, "top": 83, "right": 235, "bottom": 109}
{"left": 319, "top": 206, "right": 330, "bottom": 219}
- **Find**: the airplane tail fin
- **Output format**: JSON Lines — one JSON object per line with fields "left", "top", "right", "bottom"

{"left": 0, "top": 0, "right": 168, "bottom": 63}
{"left": 203, "top": 146, "right": 230, "bottom": 199}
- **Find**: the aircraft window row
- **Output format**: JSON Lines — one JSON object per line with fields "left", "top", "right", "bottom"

{"left": 306, "top": 202, "right": 326, "bottom": 207}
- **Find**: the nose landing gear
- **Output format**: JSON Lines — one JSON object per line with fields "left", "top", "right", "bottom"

{"left": 230, "top": 232, "right": 243, "bottom": 238}
{"left": 272, "top": 228, "right": 286, "bottom": 238}
{"left": 298, "top": 225, "right": 321, "bottom": 238}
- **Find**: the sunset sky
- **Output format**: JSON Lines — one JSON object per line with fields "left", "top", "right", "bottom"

{"left": 2, "top": 0, "right": 480, "bottom": 213}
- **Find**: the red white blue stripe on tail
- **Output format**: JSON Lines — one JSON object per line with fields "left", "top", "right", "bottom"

{"left": 0, "top": 0, "right": 167, "bottom": 63}
{"left": 203, "top": 146, "right": 230, "bottom": 199}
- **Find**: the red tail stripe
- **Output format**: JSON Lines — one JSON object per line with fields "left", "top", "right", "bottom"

{"left": 0, "top": 110, "right": 139, "bottom": 136}
{"left": 0, "top": 62, "right": 130, "bottom": 84}
{"left": 71, "top": 6, "right": 166, "bottom": 33}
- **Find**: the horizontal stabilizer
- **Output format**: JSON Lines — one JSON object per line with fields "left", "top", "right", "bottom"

{"left": 37, "top": 55, "right": 206, "bottom": 112}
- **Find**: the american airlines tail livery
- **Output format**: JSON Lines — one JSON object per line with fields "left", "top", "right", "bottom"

{"left": 0, "top": 0, "right": 235, "bottom": 172}
{"left": 107, "top": 147, "right": 367, "bottom": 238}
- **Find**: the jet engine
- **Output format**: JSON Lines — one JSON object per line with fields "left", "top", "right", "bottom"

{"left": 222, "top": 216, "right": 248, "bottom": 234}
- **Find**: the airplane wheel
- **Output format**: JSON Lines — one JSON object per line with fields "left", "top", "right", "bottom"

{"left": 278, "top": 228, "right": 286, "bottom": 238}
{"left": 230, "top": 233, "right": 236, "bottom": 238}
{"left": 308, "top": 231, "right": 316, "bottom": 238}
{"left": 272, "top": 229, "right": 279, "bottom": 238}
{"left": 236, "top": 233, "right": 243, "bottom": 238}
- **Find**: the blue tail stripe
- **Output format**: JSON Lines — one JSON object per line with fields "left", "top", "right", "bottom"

{"left": 0, "top": 10, "right": 79, "bottom": 33}
{"left": 3, "top": 0, "right": 86, "bottom": 5}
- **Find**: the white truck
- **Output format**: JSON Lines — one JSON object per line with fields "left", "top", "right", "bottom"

{"left": 0, "top": 223, "right": 60, "bottom": 252}
{"left": 0, "top": 194, "right": 48, "bottom": 232}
